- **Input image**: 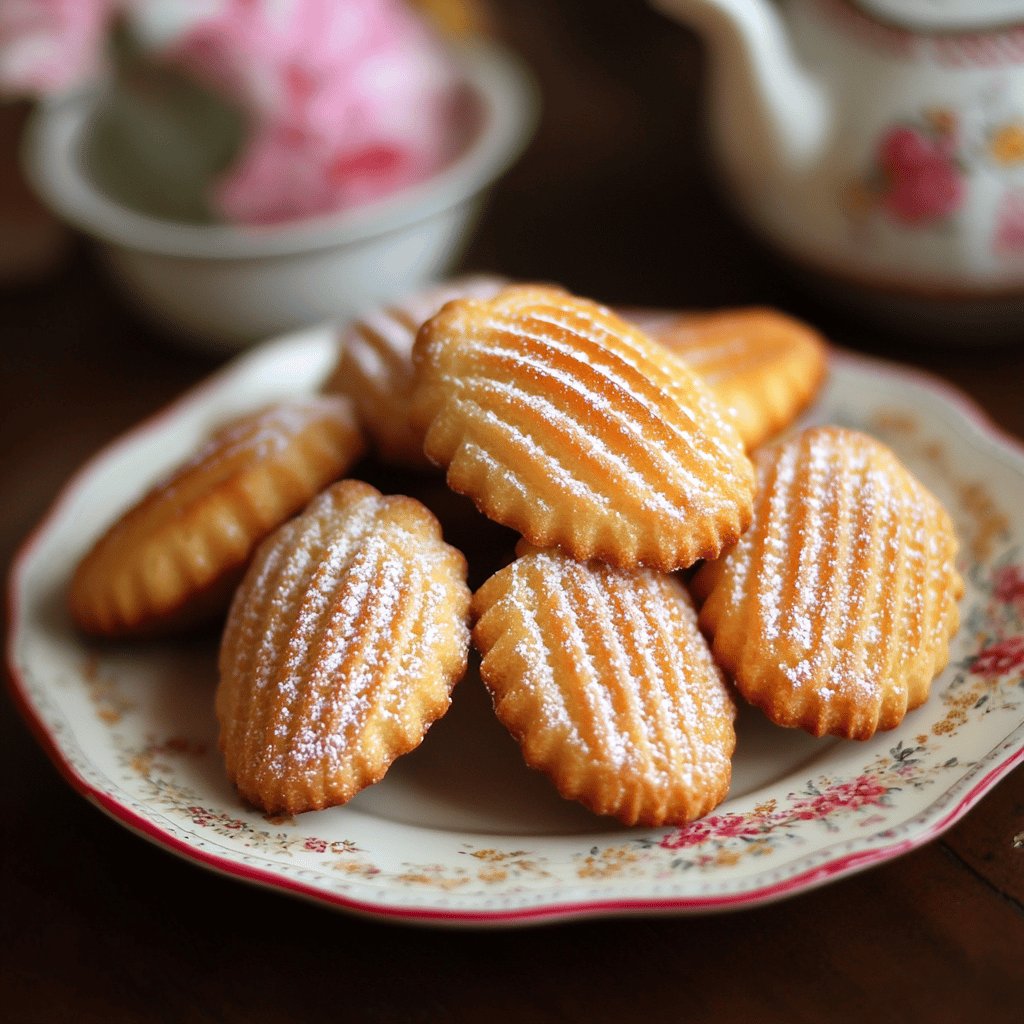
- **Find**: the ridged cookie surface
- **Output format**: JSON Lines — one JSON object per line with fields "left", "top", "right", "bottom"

{"left": 412, "top": 286, "right": 755, "bottom": 571}
{"left": 652, "top": 308, "right": 827, "bottom": 450}
{"left": 695, "top": 427, "right": 962, "bottom": 740}
{"left": 473, "top": 545, "right": 736, "bottom": 826}
{"left": 217, "top": 480, "right": 470, "bottom": 815}
{"left": 69, "top": 397, "right": 366, "bottom": 637}
{"left": 324, "top": 275, "right": 506, "bottom": 467}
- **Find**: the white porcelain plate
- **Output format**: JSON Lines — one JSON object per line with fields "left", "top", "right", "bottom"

{"left": 8, "top": 324, "right": 1024, "bottom": 926}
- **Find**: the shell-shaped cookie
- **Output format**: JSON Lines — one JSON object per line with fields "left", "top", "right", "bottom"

{"left": 217, "top": 480, "right": 471, "bottom": 815}
{"left": 69, "top": 396, "right": 366, "bottom": 637}
{"left": 412, "top": 286, "right": 756, "bottom": 571}
{"left": 324, "top": 275, "right": 507, "bottom": 467}
{"left": 695, "top": 427, "right": 963, "bottom": 740}
{"left": 473, "top": 545, "right": 736, "bottom": 826}
{"left": 652, "top": 308, "right": 828, "bottom": 450}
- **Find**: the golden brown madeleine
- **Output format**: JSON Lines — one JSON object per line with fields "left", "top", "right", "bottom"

{"left": 217, "top": 479, "right": 471, "bottom": 815}
{"left": 473, "top": 545, "right": 736, "bottom": 826}
{"left": 324, "top": 275, "right": 507, "bottom": 467}
{"left": 695, "top": 426, "right": 963, "bottom": 740}
{"left": 652, "top": 308, "right": 828, "bottom": 450}
{"left": 69, "top": 397, "right": 366, "bottom": 637}
{"left": 412, "top": 285, "right": 755, "bottom": 571}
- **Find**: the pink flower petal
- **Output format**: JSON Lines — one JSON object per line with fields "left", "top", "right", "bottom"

{"left": 0, "top": 0, "right": 117, "bottom": 96}
{"left": 159, "top": 0, "right": 460, "bottom": 224}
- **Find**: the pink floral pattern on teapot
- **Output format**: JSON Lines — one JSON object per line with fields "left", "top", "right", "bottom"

{"left": 653, "top": 0, "right": 1024, "bottom": 300}
{"left": 844, "top": 100, "right": 1024, "bottom": 258}
{"left": 865, "top": 116, "right": 966, "bottom": 227}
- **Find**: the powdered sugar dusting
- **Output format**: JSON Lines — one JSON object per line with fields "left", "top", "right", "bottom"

{"left": 758, "top": 441, "right": 800, "bottom": 643}
{"left": 464, "top": 398, "right": 614, "bottom": 509}
{"left": 702, "top": 427, "right": 961, "bottom": 736}
{"left": 509, "top": 561, "right": 576, "bottom": 738}
{"left": 164, "top": 397, "right": 356, "bottom": 502}
{"left": 276, "top": 534, "right": 410, "bottom": 775}
{"left": 341, "top": 275, "right": 507, "bottom": 392}
{"left": 548, "top": 560, "right": 633, "bottom": 770}
{"left": 475, "top": 547, "right": 735, "bottom": 823}
{"left": 454, "top": 439, "right": 556, "bottom": 518}
{"left": 496, "top": 315, "right": 741, "bottom": 472}
{"left": 329, "top": 276, "right": 506, "bottom": 464}
{"left": 218, "top": 481, "right": 470, "bottom": 812}
{"left": 459, "top": 346, "right": 713, "bottom": 516}
{"left": 417, "top": 289, "right": 755, "bottom": 569}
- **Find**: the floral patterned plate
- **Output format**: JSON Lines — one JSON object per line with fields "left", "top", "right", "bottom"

{"left": 7, "top": 325, "right": 1024, "bottom": 926}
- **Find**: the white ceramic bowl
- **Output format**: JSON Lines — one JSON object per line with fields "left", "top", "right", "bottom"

{"left": 23, "top": 44, "right": 536, "bottom": 352}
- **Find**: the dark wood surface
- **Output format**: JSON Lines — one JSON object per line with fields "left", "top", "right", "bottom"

{"left": 3, "top": 3, "right": 1023, "bottom": 1021}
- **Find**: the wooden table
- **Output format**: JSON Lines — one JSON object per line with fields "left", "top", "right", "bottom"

{"left": 3, "top": 4, "right": 1022, "bottom": 1021}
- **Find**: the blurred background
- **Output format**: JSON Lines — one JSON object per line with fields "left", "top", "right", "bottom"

{"left": 0, "top": 0, "right": 801, "bottom": 306}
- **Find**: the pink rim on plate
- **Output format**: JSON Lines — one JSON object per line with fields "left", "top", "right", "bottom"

{"left": 7, "top": 325, "right": 1024, "bottom": 926}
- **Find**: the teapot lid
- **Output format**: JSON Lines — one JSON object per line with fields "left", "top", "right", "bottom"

{"left": 854, "top": 0, "right": 1024, "bottom": 31}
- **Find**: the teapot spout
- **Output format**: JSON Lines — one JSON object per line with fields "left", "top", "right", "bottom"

{"left": 652, "top": 0, "right": 830, "bottom": 175}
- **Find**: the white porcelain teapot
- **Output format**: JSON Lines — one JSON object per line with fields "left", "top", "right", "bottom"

{"left": 653, "top": 0, "right": 1024, "bottom": 325}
